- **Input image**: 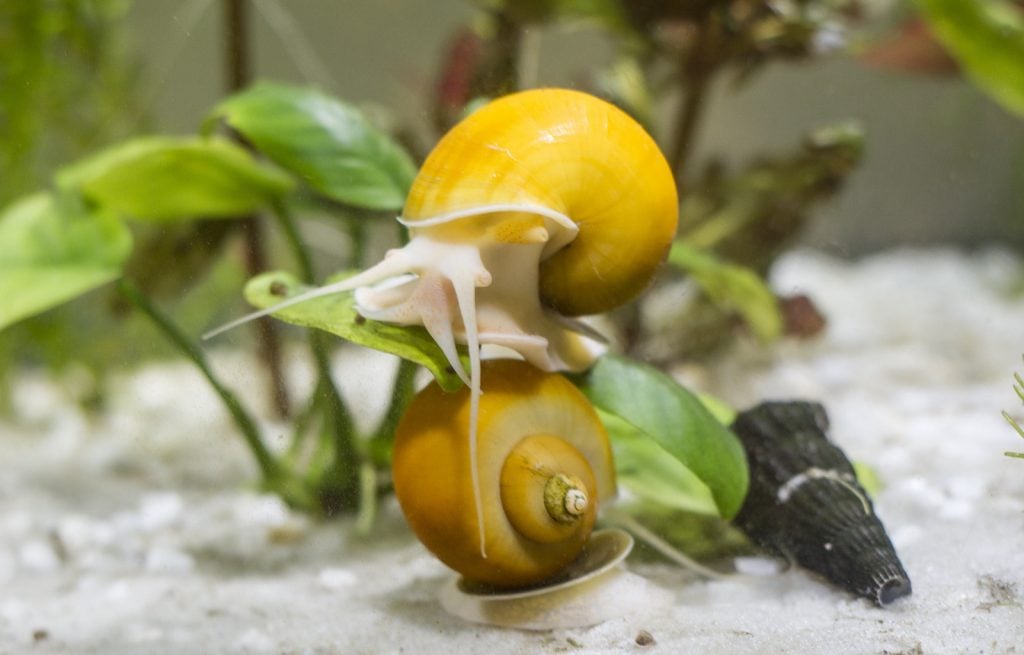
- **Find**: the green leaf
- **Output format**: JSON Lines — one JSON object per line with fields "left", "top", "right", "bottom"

{"left": 598, "top": 409, "right": 719, "bottom": 516}
{"left": 242, "top": 271, "right": 465, "bottom": 392}
{"left": 697, "top": 392, "right": 738, "bottom": 426}
{"left": 668, "top": 242, "right": 782, "bottom": 342}
{"left": 57, "top": 136, "right": 294, "bottom": 222}
{"left": 207, "top": 82, "right": 417, "bottom": 211}
{"left": 575, "top": 355, "right": 749, "bottom": 519}
{"left": 915, "top": 0, "right": 1024, "bottom": 117}
{"left": 0, "top": 193, "right": 132, "bottom": 330}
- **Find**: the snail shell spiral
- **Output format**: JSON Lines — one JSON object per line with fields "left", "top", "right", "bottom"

{"left": 392, "top": 359, "right": 616, "bottom": 588}
{"left": 402, "top": 87, "right": 678, "bottom": 318}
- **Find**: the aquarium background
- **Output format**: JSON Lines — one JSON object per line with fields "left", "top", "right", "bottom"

{"left": 123, "top": 1, "right": 1023, "bottom": 253}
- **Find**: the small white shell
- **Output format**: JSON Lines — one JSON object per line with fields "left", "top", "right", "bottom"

{"left": 438, "top": 529, "right": 673, "bottom": 630}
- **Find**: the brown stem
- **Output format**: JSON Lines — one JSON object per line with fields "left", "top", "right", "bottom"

{"left": 242, "top": 219, "right": 291, "bottom": 418}
{"left": 225, "top": 0, "right": 250, "bottom": 90}
{"left": 669, "top": 74, "right": 709, "bottom": 187}
{"left": 669, "top": 14, "right": 719, "bottom": 187}
{"left": 225, "top": 0, "right": 290, "bottom": 418}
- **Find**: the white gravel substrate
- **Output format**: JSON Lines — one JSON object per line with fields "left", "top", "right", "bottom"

{"left": 2, "top": 247, "right": 1023, "bottom": 654}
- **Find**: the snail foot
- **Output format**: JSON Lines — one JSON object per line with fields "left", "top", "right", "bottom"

{"left": 439, "top": 529, "right": 670, "bottom": 630}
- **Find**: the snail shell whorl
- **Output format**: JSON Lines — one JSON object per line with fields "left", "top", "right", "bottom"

{"left": 403, "top": 88, "right": 679, "bottom": 316}
{"left": 392, "top": 360, "right": 615, "bottom": 588}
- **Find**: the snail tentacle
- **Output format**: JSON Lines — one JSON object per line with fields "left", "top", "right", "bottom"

{"left": 201, "top": 248, "right": 416, "bottom": 340}
{"left": 448, "top": 262, "right": 488, "bottom": 559}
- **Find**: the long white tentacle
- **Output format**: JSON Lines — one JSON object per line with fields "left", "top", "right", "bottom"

{"left": 202, "top": 251, "right": 414, "bottom": 340}
{"left": 450, "top": 270, "right": 486, "bottom": 559}
{"left": 415, "top": 278, "right": 472, "bottom": 388}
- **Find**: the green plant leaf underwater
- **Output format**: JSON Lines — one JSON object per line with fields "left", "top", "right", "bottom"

{"left": 574, "top": 354, "right": 750, "bottom": 519}
{"left": 598, "top": 408, "right": 719, "bottom": 516}
{"left": 0, "top": 193, "right": 132, "bottom": 330}
{"left": 915, "top": 0, "right": 1024, "bottom": 117}
{"left": 207, "top": 82, "right": 417, "bottom": 211}
{"left": 57, "top": 136, "right": 295, "bottom": 222}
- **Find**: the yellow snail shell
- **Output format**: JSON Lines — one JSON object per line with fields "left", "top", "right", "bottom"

{"left": 391, "top": 360, "right": 616, "bottom": 588}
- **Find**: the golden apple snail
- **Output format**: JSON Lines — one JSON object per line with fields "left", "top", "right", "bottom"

{"left": 393, "top": 359, "right": 671, "bottom": 628}
{"left": 391, "top": 359, "right": 616, "bottom": 588}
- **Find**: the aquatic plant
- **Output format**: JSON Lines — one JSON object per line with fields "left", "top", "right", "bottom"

{"left": 0, "top": 4, "right": 893, "bottom": 599}
{"left": 1002, "top": 357, "right": 1024, "bottom": 459}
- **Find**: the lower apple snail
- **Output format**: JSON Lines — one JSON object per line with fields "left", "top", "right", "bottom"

{"left": 392, "top": 359, "right": 671, "bottom": 627}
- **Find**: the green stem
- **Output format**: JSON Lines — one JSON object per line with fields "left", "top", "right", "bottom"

{"left": 119, "top": 278, "right": 280, "bottom": 481}
{"left": 271, "top": 199, "right": 315, "bottom": 281}
{"left": 270, "top": 200, "right": 357, "bottom": 439}
{"left": 311, "top": 332, "right": 359, "bottom": 452}
{"left": 348, "top": 215, "right": 367, "bottom": 269}
{"left": 369, "top": 358, "right": 418, "bottom": 467}
{"left": 286, "top": 378, "right": 325, "bottom": 462}
{"left": 270, "top": 199, "right": 361, "bottom": 513}
{"left": 355, "top": 461, "right": 377, "bottom": 536}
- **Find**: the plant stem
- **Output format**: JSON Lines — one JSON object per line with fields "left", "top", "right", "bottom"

{"left": 270, "top": 199, "right": 361, "bottom": 513}
{"left": 225, "top": 0, "right": 250, "bottom": 91}
{"left": 312, "top": 331, "right": 359, "bottom": 466}
{"left": 369, "top": 358, "right": 418, "bottom": 467}
{"left": 270, "top": 199, "right": 353, "bottom": 439}
{"left": 347, "top": 215, "right": 367, "bottom": 268}
{"left": 669, "top": 13, "right": 719, "bottom": 187}
{"left": 271, "top": 199, "right": 315, "bottom": 281}
{"left": 225, "top": 0, "right": 291, "bottom": 419}
{"left": 355, "top": 461, "right": 377, "bottom": 536}
{"left": 669, "top": 76, "right": 708, "bottom": 186}
{"left": 118, "top": 278, "right": 280, "bottom": 481}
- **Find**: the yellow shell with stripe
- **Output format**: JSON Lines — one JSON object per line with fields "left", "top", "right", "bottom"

{"left": 403, "top": 87, "right": 678, "bottom": 317}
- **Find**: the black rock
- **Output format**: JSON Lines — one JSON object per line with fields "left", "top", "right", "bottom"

{"left": 732, "top": 401, "right": 912, "bottom": 606}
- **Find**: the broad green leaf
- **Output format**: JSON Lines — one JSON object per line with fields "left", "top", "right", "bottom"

{"left": 598, "top": 408, "right": 719, "bottom": 516}
{"left": 242, "top": 271, "right": 465, "bottom": 392}
{"left": 0, "top": 193, "right": 131, "bottom": 330}
{"left": 57, "top": 136, "right": 294, "bottom": 221}
{"left": 697, "top": 392, "right": 737, "bottom": 426}
{"left": 915, "top": 0, "right": 1024, "bottom": 117}
{"left": 575, "top": 355, "right": 749, "bottom": 519}
{"left": 207, "top": 82, "right": 417, "bottom": 211}
{"left": 669, "top": 242, "right": 782, "bottom": 342}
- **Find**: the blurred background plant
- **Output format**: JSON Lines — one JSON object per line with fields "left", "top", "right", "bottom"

{"left": 1004, "top": 356, "right": 1024, "bottom": 459}
{"left": 1, "top": 0, "right": 1022, "bottom": 537}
